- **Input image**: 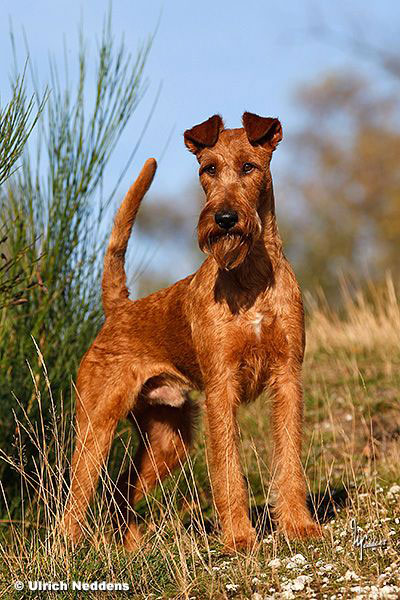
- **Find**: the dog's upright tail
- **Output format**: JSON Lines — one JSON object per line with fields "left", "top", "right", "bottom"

{"left": 102, "top": 158, "right": 157, "bottom": 316}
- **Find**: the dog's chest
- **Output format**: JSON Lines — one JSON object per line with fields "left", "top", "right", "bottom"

{"left": 227, "top": 307, "right": 289, "bottom": 400}
{"left": 239, "top": 307, "right": 280, "bottom": 344}
{"left": 247, "top": 311, "right": 264, "bottom": 340}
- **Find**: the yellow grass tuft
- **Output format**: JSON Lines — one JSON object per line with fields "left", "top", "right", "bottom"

{"left": 306, "top": 274, "right": 400, "bottom": 353}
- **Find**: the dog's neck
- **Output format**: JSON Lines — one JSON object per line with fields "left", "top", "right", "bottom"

{"left": 259, "top": 183, "right": 283, "bottom": 266}
{"left": 213, "top": 186, "right": 283, "bottom": 312}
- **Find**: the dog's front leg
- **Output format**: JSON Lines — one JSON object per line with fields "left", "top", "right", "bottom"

{"left": 268, "top": 364, "right": 322, "bottom": 539}
{"left": 204, "top": 381, "right": 256, "bottom": 552}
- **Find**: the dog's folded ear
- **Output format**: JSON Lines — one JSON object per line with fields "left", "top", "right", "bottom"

{"left": 242, "top": 112, "right": 282, "bottom": 150}
{"left": 184, "top": 115, "right": 224, "bottom": 154}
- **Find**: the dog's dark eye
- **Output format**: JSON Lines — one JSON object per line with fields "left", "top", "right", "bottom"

{"left": 242, "top": 162, "right": 255, "bottom": 174}
{"left": 203, "top": 164, "right": 216, "bottom": 176}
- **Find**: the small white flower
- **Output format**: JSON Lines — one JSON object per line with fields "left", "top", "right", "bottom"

{"left": 212, "top": 566, "right": 220, "bottom": 571}
{"left": 380, "top": 585, "right": 400, "bottom": 599}
{"left": 370, "top": 585, "right": 379, "bottom": 598}
{"left": 281, "top": 591, "right": 295, "bottom": 599}
{"left": 268, "top": 558, "right": 281, "bottom": 568}
{"left": 291, "top": 575, "right": 311, "bottom": 591}
{"left": 262, "top": 534, "right": 274, "bottom": 544}
{"left": 225, "top": 583, "right": 239, "bottom": 592}
{"left": 252, "top": 577, "right": 260, "bottom": 585}
{"left": 292, "top": 553, "right": 307, "bottom": 565}
{"left": 286, "top": 561, "right": 297, "bottom": 570}
{"left": 387, "top": 484, "right": 400, "bottom": 498}
{"left": 252, "top": 594, "right": 263, "bottom": 600}
{"left": 344, "top": 570, "right": 359, "bottom": 582}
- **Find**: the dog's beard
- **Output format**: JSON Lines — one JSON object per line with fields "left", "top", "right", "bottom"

{"left": 198, "top": 206, "right": 261, "bottom": 271}
{"left": 201, "top": 231, "right": 252, "bottom": 270}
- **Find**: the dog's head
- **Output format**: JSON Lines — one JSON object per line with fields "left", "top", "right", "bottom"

{"left": 184, "top": 112, "right": 282, "bottom": 271}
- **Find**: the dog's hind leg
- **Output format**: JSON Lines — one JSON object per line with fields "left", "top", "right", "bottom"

{"left": 62, "top": 382, "right": 130, "bottom": 544}
{"left": 111, "top": 394, "right": 197, "bottom": 551}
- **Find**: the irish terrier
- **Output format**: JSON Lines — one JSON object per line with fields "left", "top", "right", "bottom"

{"left": 62, "top": 112, "right": 322, "bottom": 552}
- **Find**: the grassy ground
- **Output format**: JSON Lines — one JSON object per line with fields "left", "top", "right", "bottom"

{"left": 1, "top": 278, "right": 399, "bottom": 599}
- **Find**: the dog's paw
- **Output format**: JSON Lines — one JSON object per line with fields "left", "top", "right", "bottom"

{"left": 123, "top": 523, "right": 143, "bottom": 552}
{"left": 223, "top": 528, "right": 258, "bottom": 554}
{"left": 280, "top": 519, "right": 323, "bottom": 540}
{"left": 59, "top": 515, "right": 85, "bottom": 546}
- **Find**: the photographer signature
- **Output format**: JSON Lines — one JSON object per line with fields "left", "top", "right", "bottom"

{"left": 351, "top": 518, "right": 388, "bottom": 561}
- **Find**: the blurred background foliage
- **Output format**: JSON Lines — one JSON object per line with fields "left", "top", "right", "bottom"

{"left": 283, "top": 72, "right": 400, "bottom": 299}
{"left": 136, "top": 69, "right": 400, "bottom": 301}
{"left": 0, "top": 7, "right": 399, "bottom": 518}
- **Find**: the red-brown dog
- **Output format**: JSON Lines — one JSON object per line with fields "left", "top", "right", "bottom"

{"left": 62, "top": 112, "right": 322, "bottom": 551}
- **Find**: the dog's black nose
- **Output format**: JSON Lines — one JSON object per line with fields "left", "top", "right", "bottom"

{"left": 215, "top": 211, "right": 238, "bottom": 230}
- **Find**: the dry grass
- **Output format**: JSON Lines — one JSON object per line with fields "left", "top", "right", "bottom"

{"left": 306, "top": 274, "right": 400, "bottom": 353}
{"left": 1, "top": 278, "right": 399, "bottom": 599}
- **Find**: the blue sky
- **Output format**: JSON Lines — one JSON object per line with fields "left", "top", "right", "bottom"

{"left": 1, "top": 1, "right": 399, "bottom": 282}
